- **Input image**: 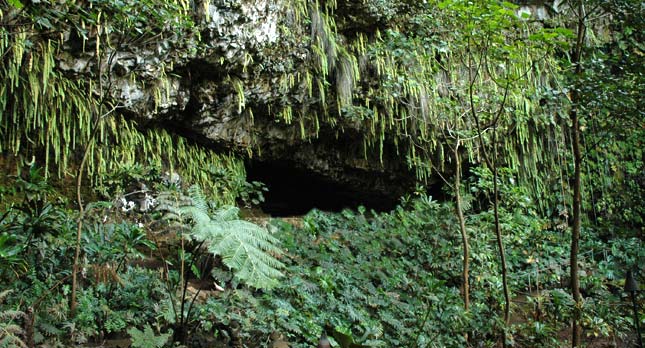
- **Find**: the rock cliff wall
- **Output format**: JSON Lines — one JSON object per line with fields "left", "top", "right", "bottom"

{"left": 50, "top": 0, "right": 556, "bottom": 207}
{"left": 51, "top": 0, "right": 418, "bottom": 206}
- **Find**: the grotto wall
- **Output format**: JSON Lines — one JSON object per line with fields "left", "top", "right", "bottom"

{"left": 51, "top": 0, "right": 558, "bottom": 206}
{"left": 51, "top": 0, "right": 420, "bottom": 204}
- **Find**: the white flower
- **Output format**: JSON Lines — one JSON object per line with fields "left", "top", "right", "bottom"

{"left": 121, "top": 199, "right": 135, "bottom": 212}
{"left": 140, "top": 193, "right": 157, "bottom": 212}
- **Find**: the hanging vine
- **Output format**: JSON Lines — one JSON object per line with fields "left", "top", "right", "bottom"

{"left": 273, "top": 0, "right": 572, "bottom": 206}
{"left": 0, "top": 1, "right": 246, "bottom": 204}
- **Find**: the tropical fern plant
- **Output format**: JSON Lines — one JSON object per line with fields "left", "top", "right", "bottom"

{"left": 160, "top": 185, "right": 284, "bottom": 290}
{"left": 127, "top": 325, "right": 172, "bottom": 348}
{"left": 0, "top": 290, "right": 27, "bottom": 348}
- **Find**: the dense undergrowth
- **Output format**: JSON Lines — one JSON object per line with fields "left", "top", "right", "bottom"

{"left": 214, "top": 182, "right": 642, "bottom": 347}
{"left": 1, "top": 0, "right": 643, "bottom": 347}
{"left": 0, "top": 163, "right": 642, "bottom": 347}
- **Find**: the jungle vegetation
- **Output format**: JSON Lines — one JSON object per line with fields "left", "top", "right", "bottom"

{"left": 0, "top": 0, "right": 643, "bottom": 347}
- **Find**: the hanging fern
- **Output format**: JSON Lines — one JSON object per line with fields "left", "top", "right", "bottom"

{"left": 0, "top": 16, "right": 246, "bottom": 204}
{"left": 160, "top": 186, "right": 284, "bottom": 290}
{"left": 276, "top": 0, "right": 571, "bottom": 211}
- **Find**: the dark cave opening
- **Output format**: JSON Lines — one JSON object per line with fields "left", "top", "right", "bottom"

{"left": 245, "top": 161, "right": 400, "bottom": 216}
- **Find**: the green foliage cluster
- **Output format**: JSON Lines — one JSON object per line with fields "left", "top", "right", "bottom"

{"left": 0, "top": 0, "right": 245, "bottom": 202}
{"left": 72, "top": 268, "right": 169, "bottom": 342}
{"left": 186, "top": 185, "right": 640, "bottom": 347}
{"left": 267, "top": 203, "right": 474, "bottom": 347}
{"left": 0, "top": 166, "right": 641, "bottom": 346}
{"left": 159, "top": 185, "right": 284, "bottom": 290}
{"left": 128, "top": 324, "right": 172, "bottom": 348}
{"left": 0, "top": 29, "right": 95, "bottom": 177}
{"left": 273, "top": 0, "right": 571, "bottom": 191}
{"left": 0, "top": 165, "right": 279, "bottom": 346}
{"left": 567, "top": 0, "right": 644, "bottom": 235}
{"left": 0, "top": 166, "right": 76, "bottom": 283}
{"left": 0, "top": 290, "right": 27, "bottom": 348}
{"left": 0, "top": 0, "right": 642, "bottom": 347}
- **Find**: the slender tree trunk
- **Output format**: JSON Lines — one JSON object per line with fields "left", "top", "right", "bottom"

{"left": 70, "top": 148, "right": 89, "bottom": 315}
{"left": 570, "top": 101, "right": 582, "bottom": 348}
{"left": 467, "top": 44, "right": 511, "bottom": 346}
{"left": 570, "top": 1, "right": 585, "bottom": 346}
{"left": 491, "top": 129, "right": 511, "bottom": 328}
{"left": 454, "top": 143, "right": 470, "bottom": 313}
{"left": 454, "top": 143, "right": 470, "bottom": 343}
{"left": 24, "top": 307, "right": 35, "bottom": 348}
{"left": 70, "top": 122, "right": 100, "bottom": 315}
{"left": 69, "top": 30, "right": 120, "bottom": 314}
{"left": 70, "top": 105, "right": 117, "bottom": 315}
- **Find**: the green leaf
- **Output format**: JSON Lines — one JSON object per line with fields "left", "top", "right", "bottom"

{"left": 159, "top": 186, "right": 284, "bottom": 289}
{"left": 7, "top": 0, "right": 23, "bottom": 9}
{"left": 191, "top": 263, "right": 201, "bottom": 279}
{"left": 127, "top": 325, "right": 171, "bottom": 348}
{"left": 36, "top": 17, "right": 53, "bottom": 29}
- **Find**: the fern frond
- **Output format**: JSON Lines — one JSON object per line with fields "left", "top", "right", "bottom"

{"left": 0, "top": 335, "right": 28, "bottom": 348}
{"left": 157, "top": 189, "right": 210, "bottom": 229}
{"left": 38, "top": 321, "right": 62, "bottom": 336}
{"left": 179, "top": 206, "right": 211, "bottom": 227}
{"left": 210, "top": 206, "right": 241, "bottom": 222}
{"left": 162, "top": 186, "right": 211, "bottom": 226}
{"left": 186, "top": 185, "right": 208, "bottom": 213}
{"left": 201, "top": 219, "right": 284, "bottom": 289}
{"left": 0, "top": 310, "right": 23, "bottom": 321}
{"left": 159, "top": 186, "right": 284, "bottom": 289}
{"left": 0, "top": 324, "right": 23, "bottom": 336}
{"left": 229, "top": 248, "right": 285, "bottom": 289}
{"left": 0, "top": 290, "right": 11, "bottom": 303}
{"left": 209, "top": 220, "right": 282, "bottom": 253}
{"left": 0, "top": 288, "right": 26, "bottom": 348}
{"left": 127, "top": 325, "right": 171, "bottom": 348}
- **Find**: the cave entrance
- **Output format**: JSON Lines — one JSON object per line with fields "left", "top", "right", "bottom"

{"left": 245, "top": 161, "right": 399, "bottom": 216}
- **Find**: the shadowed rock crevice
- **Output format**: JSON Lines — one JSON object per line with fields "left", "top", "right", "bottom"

{"left": 246, "top": 160, "right": 403, "bottom": 216}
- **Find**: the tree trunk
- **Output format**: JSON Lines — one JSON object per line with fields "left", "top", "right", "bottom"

{"left": 454, "top": 144, "right": 470, "bottom": 312}
{"left": 570, "top": 100, "right": 582, "bottom": 348}
{"left": 70, "top": 139, "right": 93, "bottom": 316}
{"left": 70, "top": 105, "right": 116, "bottom": 316}
{"left": 467, "top": 37, "right": 511, "bottom": 345}
{"left": 570, "top": 1, "right": 585, "bottom": 346}
{"left": 492, "top": 129, "right": 511, "bottom": 329}
{"left": 454, "top": 143, "right": 470, "bottom": 343}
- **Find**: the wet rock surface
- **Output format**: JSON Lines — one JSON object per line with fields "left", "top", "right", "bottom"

{"left": 53, "top": 0, "right": 419, "bottom": 207}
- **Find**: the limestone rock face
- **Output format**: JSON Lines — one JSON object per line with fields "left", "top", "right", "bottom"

{"left": 53, "top": 0, "right": 417, "bottom": 205}
{"left": 53, "top": 0, "right": 557, "bottom": 205}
